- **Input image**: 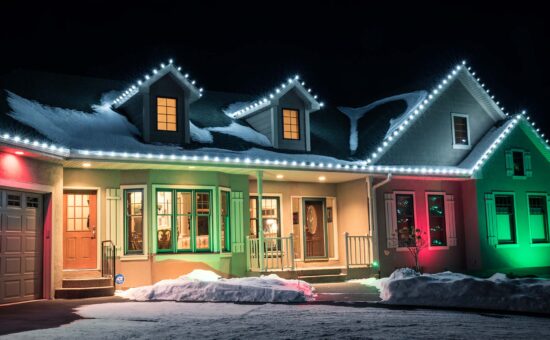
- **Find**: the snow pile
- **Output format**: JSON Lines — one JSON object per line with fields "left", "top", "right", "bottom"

{"left": 379, "top": 269, "right": 550, "bottom": 313}
{"left": 207, "top": 122, "right": 271, "bottom": 147}
{"left": 117, "top": 270, "right": 315, "bottom": 303}
{"left": 338, "top": 91, "right": 427, "bottom": 153}
{"left": 189, "top": 122, "right": 214, "bottom": 143}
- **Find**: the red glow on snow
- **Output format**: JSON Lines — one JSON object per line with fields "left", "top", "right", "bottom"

{"left": 0, "top": 153, "right": 32, "bottom": 182}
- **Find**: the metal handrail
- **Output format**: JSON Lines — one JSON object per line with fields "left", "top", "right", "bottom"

{"left": 101, "top": 240, "right": 116, "bottom": 288}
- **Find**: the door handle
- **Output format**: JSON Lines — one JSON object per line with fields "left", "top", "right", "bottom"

{"left": 91, "top": 226, "right": 96, "bottom": 239}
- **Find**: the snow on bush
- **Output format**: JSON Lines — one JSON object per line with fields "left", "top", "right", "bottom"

{"left": 207, "top": 122, "right": 271, "bottom": 147}
{"left": 370, "top": 269, "right": 550, "bottom": 313}
{"left": 117, "top": 270, "right": 315, "bottom": 303}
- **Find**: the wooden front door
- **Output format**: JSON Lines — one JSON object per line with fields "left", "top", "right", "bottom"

{"left": 303, "top": 198, "right": 328, "bottom": 260}
{"left": 63, "top": 190, "right": 97, "bottom": 269}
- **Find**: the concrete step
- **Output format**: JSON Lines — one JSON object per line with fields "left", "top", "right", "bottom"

{"left": 55, "top": 286, "right": 115, "bottom": 299}
{"left": 296, "top": 268, "right": 343, "bottom": 277}
{"left": 62, "top": 277, "right": 113, "bottom": 288}
{"left": 298, "top": 273, "right": 348, "bottom": 284}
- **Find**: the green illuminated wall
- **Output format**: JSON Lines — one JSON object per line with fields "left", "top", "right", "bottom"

{"left": 474, "top": 122, "right": 550, "bottom": 273}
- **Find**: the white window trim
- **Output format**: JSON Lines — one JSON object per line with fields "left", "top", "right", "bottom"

{"left": 119, "top": 185, "right": 148, "bottom": 261}
{"left": 425, "top": 191, "right": 450, "bottom": 250}
{"left": 492, "top": 191, "right": 519, "bottom": 248}
{"left": 526, "top": 192, "right": 550, "bottom": 245}
{"left": 393, "top": 191, "right": 417, "bottom": 251}
{"left": 451, "top": 112, "right": 471, "bottom": 150}
{"left": 290, "top": 195, "right": 339, "bottom": 262}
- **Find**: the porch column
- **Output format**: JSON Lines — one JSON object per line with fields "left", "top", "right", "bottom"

{"left": 256, "top": 170, "right": 264, "bottom": 271}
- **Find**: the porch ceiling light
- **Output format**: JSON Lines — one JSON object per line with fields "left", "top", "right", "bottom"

{"left": 82, "top": 162, "right": 92, "bottom": 168}
{"left": 318, "top": 176, "right": 326, "bottom": 182}
{"left": 276, "top": 174, "right": 284, "bottom": 179}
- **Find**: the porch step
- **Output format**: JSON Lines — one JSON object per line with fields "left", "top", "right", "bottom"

{"left": 62, "top": 277, "right": 113, "bottom": 288}
{"left": 54, "top": 286, "right": 115, "bottom": 299}
{"left": 296, "top": 268, "right": 343, "bottom": 277}
{"left": 298, "top": 273, "right": 348, "bottom": 284}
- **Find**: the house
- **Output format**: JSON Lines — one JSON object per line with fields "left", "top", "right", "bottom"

{"left": 0, "top": 59, "right": 549, "bottom": 304}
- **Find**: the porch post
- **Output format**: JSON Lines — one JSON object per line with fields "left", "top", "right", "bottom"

{"left": 256, "top": 170, "right": 264, "bottom": 271}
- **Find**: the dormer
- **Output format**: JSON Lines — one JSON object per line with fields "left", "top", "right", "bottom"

{"left": 112, "top": 61, "right": 203, "bottom": 145}
{"left": 228, "top": 76, "right": 323, "bottom": 152}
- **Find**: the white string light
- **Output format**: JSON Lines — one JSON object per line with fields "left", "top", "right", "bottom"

{"left": 0, "top": 132, "right": 70, "bottom": 155}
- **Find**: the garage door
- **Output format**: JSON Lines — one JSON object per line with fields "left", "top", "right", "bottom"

{"left": 0, "top": 190, "right": 43, "bottom": 304}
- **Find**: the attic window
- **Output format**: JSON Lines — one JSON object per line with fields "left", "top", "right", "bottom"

{"left": 157, "top": 97, "right": 177, "bottom": 131}
{"left": 451, "top": 113, "right": 470, "bottom": 149}
{"left": 282, "top": 109, "right": 300, "bottom": 140}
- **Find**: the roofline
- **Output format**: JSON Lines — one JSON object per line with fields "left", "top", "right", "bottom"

{"left": 366, "top": 61, "right": 510, "bottom": 165}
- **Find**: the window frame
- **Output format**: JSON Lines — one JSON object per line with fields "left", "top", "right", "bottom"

{"left": 123, "top": 188, "right": 145, "bottom": 256}
{"left": 154, "top": 187, "right": 214, "bottom": 254}
{"left": 425, "top": 192, "right": 449, "bottom": 249}
{"left": 282, "top": 108, "right": 300, "bottom": 140}
{"left": 249, "top": 195, "right": 282, "bottom": 239}
{"left": 156, "top": 96, "right": 178, "bottom": 132}
{"left": 527, "top": 193, "right": 550, "bottom": 245}
{"left": 493, "top": 192, "right": 518, "bottom": 247}
{"left": 119, "top": 185, "right": 148, "bottom": 260}
{"left": 393, "top": 191, "right": 417, "bottom": 251}
{"left": 451, "top": 113, "right": 471, "bottom": 149}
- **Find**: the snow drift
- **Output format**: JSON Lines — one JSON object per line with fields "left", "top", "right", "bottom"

{"left": 117, "top": 270, "right": 315, "bottom": 303}
{"left": 360, "top": 269, "right": 550, "bottom": 313}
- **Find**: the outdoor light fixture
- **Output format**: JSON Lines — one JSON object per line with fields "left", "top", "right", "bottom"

{"left": 82, "top": 162, "right": 92, "bottom": 168}
{"left": 14, "top": 151, "right": 24, "bottom": 155}
{"left": 276, "top": 174, "right": 284, "bottom": 179}
{"left": 318, "top": 176, "right": 326, "bottom": 182}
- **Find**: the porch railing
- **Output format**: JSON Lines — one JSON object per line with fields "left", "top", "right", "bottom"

{"left": 101, "top": 240, "right": 116, "bottom": 288}
{"left": 246, "top": 234, "right": 295, "bottom": 272}
{"left": 345, "top": 232, "right": 373, "bottom": 271}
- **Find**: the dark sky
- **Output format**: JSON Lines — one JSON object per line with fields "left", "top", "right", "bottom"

{"left": 1, "top": 1, "right": 549, "bottom": 135}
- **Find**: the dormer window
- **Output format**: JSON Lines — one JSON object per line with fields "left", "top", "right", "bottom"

{"left": 282, "top": 108, "right": 300, "bottom": 140}
{"left": 157, "top": 97, "right": 177, "bottom": 131}
{"left": 451, "top": 113, "right": 470, "bottom": 149}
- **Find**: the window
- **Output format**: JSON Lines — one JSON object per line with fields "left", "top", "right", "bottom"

{"left": 506, "top": 149, "right": 532, "bottom": 178}
{"left": 221, "top": 191, "right": 231, "bottom": 251}
{"left": 250, "top": 196, "right": 280, "bottom": 238}
{"left": 452, "top": 113, "right": 469, "bottom": 147}
{"left": 282, "top": 109, "right": 300, "bottom": 140}
{"left": 157, "top": 97, "right": 177, "bottom": 131}
{"left": 528, "top": 195, "right": 549, "bottom": 243}
{"left": 513, "top": 151, "right": 525, "bottom": 176}
{"left": 66, "top": 193, "right": 90, "bottom": 231}
{"left": 427, "top": 194, "right": 446, "bottom": 246}
{"left": 7, "top": 194, "right": 21, "bottom": 207}
{"left": 495, "top": 195, "right": 516, "bottom": 244}
{"left": 124, "top": 189, "right": 144, "bottom": 255}
{"left": 26, "top": 196, "right": 39, "bottom": 208}
{"left": 156, "top": 189, "right": 212, "bottom": 252}
{"left": 396, "top": 194, "right": 416, "bottom": 247}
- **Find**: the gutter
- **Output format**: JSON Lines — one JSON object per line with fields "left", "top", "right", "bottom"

{"left": 367, "top": 173, "right": 392, "bottom": 275}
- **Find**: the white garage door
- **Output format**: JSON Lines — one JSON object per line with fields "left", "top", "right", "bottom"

{"left": 0, "top": 190, "right": 43, "bottom": 304}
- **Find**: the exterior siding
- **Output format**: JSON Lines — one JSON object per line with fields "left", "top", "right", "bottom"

{"left": 245, "top": 108, "right": 274, "bottom": 143}
{"left": 375, "top": 178, "right": 466, "bottom": 276}
{"left": 377, "top": 81, "right": 498, "bottom": 166}
{"left": 474, "top": 124, "right": 550, "bottom": 273}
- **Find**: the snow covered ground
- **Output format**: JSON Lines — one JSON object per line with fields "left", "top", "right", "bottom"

{"left": 117, "top": 270, "right": 315, "bottom": 303}
{"left": 5, "top": 301, "right": 550, "bottom": 339}
{"left": 354, "top": 269, "right": 550, "bottom": 314}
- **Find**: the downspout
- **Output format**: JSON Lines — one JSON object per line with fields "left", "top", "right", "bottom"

{"left": 367, "top": 173, "right": 392, "bottom": 276}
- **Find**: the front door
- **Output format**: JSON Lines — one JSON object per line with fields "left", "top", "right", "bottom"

{"left": 303, "top": 198, "right": 328, "bottom": 260}
{"left": 63, "top": 190, "right": 97, "bottom": 269}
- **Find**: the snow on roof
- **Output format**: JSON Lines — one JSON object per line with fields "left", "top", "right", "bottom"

{"left": 111, "top": 59, "right": 204, "bottom": 108}
{"left": 338, "top": 91, "right": 427, "bottom": 153}
{"left": 227, "top": 75, "right": 324, "bottom": 119}
{"left": 207, "top": 122, "right": 271, "bottom": 147}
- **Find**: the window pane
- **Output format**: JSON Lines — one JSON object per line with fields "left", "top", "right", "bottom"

{"left": 177, "top": 192, "right": 192, "bottom": 215}
{"left": 513, "top": 152, "right": 525, "bottom": 176}
{"left": 396, "top": 194, "right": 415, "bottom": 247}
{"left": 196, "top": 216, "right": 209, "bottom": 249}
{"left": 282, "top": 109, "right": 300, "bottom": 140}
{"left": 453, "top": 116, "right": 468, "bottom": 145}
{"left": 428, "top": 195, "right": 446, "bottom": 246}
{"left": 157, "top": 97, "right": 167, "bottom": 106}
{"left": 196, "top": 192, "right": 210, "bottom": 213}
{"left": 495, "top": 195, "right": 516, "bottom": 244}
{"left": 166, "top": 98, "right": 176, "bottom": 107}
{"left": 26, "top": 196, "right": 39, "bottom": 208}
{"left": 529, "top": 196, "right": 549, "bottom": 243}
{"left": 126, "top": 190, "right": 144, "bottom": 254}
{"left": 157, "top": 216, "right": 172, "bottom": 250}
{"left": 157, "top": 97, "right": 177, "bottom": 131}
{"left": 177, "top": 216, "right": 191, "bottom": 250}
{"left": 157, "top": 191, "right": 172, "bottom": 214}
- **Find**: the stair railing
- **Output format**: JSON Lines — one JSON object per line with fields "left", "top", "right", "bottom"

{"left": 101, "top": 240, "right": 116, "bottom": 288}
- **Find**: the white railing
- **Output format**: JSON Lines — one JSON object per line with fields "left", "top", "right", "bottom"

{"left": 246, "top": 234, "right": 295, "bottom": 272}
{"left": 345, "top": 232, "right": 373, "bottom": 270}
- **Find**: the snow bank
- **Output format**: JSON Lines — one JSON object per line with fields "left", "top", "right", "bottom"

{"left": 378, "top": 269, "right": 550, "bottom": 313}
{"left": 207, "top": 122, "right": 271, "bottom": 147}
{"left": 189, "top": 122, "right": 214, "bottom": 143}
{"left": 117, "top": 270, "right": 315, "bottom": 303}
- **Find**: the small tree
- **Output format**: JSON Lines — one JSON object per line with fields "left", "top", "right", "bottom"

{"left": 402, "top": 228, "right": 427, "bottom": 272}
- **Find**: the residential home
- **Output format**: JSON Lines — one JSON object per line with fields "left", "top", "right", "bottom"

{"left": 0, "top": 60, "right": 548, "bottom": 304}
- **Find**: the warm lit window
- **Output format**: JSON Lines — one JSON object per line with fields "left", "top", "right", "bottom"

{"left": 452, "top": 113, "right": 469, "bottom": 147}
{"left": 250, "top": 196, "right": 280, "bottom": 238}
{"left": 396, "top": 194, "right": 416, "bottom": 247}
{"left": 157, "top": 97, "right": 177, "bottom": 131}
{"left": 427, "top": 194, "right": 446, "bottom": 246}
{"left": 528, "top": 195, "right": 549, "bottom": 243}
{"left": 156, "top": 189, "right": 212, "bottom": 252}
{"left": 125, "top": 189, "right": 144, "bottom": 255}
{"left": 282, "top": 109, "right": 300, "bottom": 140}
{"left": 495, "top": 195, "right": 516, "bottom": 244}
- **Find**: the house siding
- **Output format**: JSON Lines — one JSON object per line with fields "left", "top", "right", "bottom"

{"left": 377, "top": 80, "right": 498, "bottom": 166}
{"left": 474, "top": 124, "right": 550, "bottom": 274}
{"left": 375, "top": 178, "right": 466, "bottom": 276}
{"left": 245, "top": 108, "right": 274, "bottom": 143}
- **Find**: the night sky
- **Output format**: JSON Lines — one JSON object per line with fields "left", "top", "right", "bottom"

{"left": 1, "top": 1, "right": 548, "bottom": 135}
